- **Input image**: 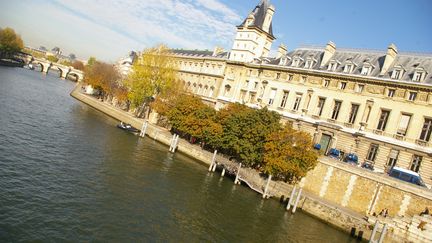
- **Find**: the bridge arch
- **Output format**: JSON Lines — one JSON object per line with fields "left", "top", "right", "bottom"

{"left": 66, "top": 72, "right": 80, "bottom": 82}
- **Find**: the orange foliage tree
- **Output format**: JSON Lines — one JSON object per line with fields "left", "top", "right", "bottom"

{"left": 263, "top": 124, "right": 318, "bottom": 183}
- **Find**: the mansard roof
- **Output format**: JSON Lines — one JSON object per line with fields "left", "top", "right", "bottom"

{"left": 272, "top": 45, "right": 432, "bottom": 84}
{"left": 238, "top": 0, "right": 274, "bottom": 37}
{"left": 171, "top": 49, "right": 229, "bottom": 59}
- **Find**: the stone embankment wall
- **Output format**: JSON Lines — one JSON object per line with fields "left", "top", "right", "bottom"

{"left": 71, "top": 85, "right": 432, "bottom": 242}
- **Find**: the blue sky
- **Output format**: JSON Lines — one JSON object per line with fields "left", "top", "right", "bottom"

{"left": 1, "top": 0, "right": 431, "bottom": 62}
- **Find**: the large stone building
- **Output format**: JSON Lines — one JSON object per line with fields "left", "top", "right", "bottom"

{"left": 169, "top": 0, "right": 432, "bottom": 186}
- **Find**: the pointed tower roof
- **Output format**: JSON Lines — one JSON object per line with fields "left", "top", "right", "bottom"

{"left": 238, "top": 0, "right": 274, "bottom": 37}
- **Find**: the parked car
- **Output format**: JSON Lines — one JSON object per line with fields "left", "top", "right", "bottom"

{"left": 388, "top": 166, "right": 426, "bottom": 187}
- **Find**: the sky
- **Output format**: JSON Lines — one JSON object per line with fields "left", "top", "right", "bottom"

{"left": 0, "top": 0, "right": 431, "bottom": 62}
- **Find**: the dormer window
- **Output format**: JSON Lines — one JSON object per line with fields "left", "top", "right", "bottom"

{"left": 361, "top": 64, "right": 374, "bottom": 76}
{"left": 412, "top": 68, "right": 426, "bottom": 82}
{"left": 291, "top": 56, "right": 302, "bottom": 67}
{"left": 328, "top": 60, "right": 339, "bottom": 71}
{"left": 391, "top": 66, "right": 405, "bottom": 80}
{"left": 344, "top": 64, "right": 353, "bottom": 73}
{"left": 279, "top": 57, "right": 290, "bottom": 65}
{"left": 304, "top": 59, "right": 314, "bottom": 69}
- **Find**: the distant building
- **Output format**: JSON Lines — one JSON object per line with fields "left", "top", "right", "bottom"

{"left": 116, "top": 51, "right": 137, "bottom": 76}
{"left": 168, "top": 0, "right": 432, "bottom": 186}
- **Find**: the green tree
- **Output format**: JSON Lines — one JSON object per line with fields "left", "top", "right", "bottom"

{"left": 263, "top": 125, "right": 318, "bottom": 183}
{"left": 87, "top": 56, "right": 96, "bottom": 67}
{"left": 0, "top": 27, "right": 24, "bottom": 57}
{"left": 46, "top": 55, "right": 59, "bottom": 63}
{"left": 217, "top": 103, "right": 281, "bottom": 167}
{"left": 124, "top": 44, "right": 178, "bottom": 117}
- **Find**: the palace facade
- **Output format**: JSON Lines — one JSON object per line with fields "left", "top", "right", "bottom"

{"left": 169, "top": 0, "right": 432, "bottom": 185}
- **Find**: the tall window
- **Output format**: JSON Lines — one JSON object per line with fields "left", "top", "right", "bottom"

{"left": 224, "top": 85, "right": 231, "bottom": 96}
{"left": 240, "top": 90, "right": 247, "bottom": 102}
{"left": 339, "top": 82, "right": 347, "bottom": 90}
{"left": 344, "top": 64, "right": 353, "bottom": 73}
{"left": 288, "top": 74, "right": 293, "bottom": 81}
{"left": 387, "top": 89, "right": 395, "bottom": 97}
{"left": 331, "top": 100, "right": 342, "bottom": 120}
{"left": 396, "top": 114, "right": 411, "bottom": 136}
{"left": 387, "top": 149, "right": 399, "bottom": 167}
{"left": 316, "top": 97, "right": 326, "bottom": 116}
{"left": 268, "top": 88, "right": 277, "bottom": 105}
{"left": 293, "top": 94, "right": 302, "bottom": 111}
{"left": 355, "top": 84, "right": 364, "bottom": 93}
{"left": 419, "top": 118, "right": 432, "bottom": 142}
{"left": 276, "top": 73, "right": 281, "bottom": 79}
{"left": 377, "top": 109, "right": 390, "bottom": 131}
{"left": 280, "top": 91, "right": 289, "bottom": 108}
{"left": 348, "top": 104, "right": 360, "bottom": 124}
{"left": 410, "top": 155, "right": 422, "bottom": 172}
{"left": 408, "top": 92, "right": 417, "bottom": 101}
{"left": 366, "top": 144, "right": 379, "bottom": 162}
{"left": 323, "top": 79, "right": 330, "bottom": 87}
{"left": 413, "top": 71, "right": 424, "bottom": 82}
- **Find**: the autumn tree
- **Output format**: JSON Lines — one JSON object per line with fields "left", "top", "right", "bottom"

{"left": 124, "top": 44, "right": 178, "bottom": 117}
{"left": 84, "top": 61, "right": 121, "bottom": 99}
{"left": 72, "top": 60, "right": 85, "bottom": 70}
{"left": 0, "top": 27, "right": 24, "bottom": 58}
{"left": 216, "top": 103, "right": 281, "bottom": 167}
{"left": 263, "top": 125, "right": 318, "bottom": 183}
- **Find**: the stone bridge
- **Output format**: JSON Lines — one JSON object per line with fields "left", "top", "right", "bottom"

{"left": 26, "top": 56, "right": 84, "bottom": 82}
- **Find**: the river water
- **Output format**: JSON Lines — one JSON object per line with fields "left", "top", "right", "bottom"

{"left": 0, "top": 67, "right": 358, "bottom": 242}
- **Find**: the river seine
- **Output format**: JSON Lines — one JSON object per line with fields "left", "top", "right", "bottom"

{"left": 0, "top": 67, "right": 358, "bottom": 242}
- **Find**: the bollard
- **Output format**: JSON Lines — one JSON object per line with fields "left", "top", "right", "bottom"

{"left": 234, "top": 163, "right": 242, "bottom": 184}
{"left": 212, "top": 162, "right": 217, "bottom": 172}
{"left": 172, "top": 134, "right": 180, "bottom": 152}
{"left": 377, "top": 224, "right": 387, "bottom": 243}
{"left": 263, "top": 174, "right": 272, "bottom": 199}
{"left": 169, "top": 134, "right": 175, "bottom": 152}
{"left": 286, "top": 186, "right": 297, "bottom": 210}
{"left": 292, "top": 188, "right": 302, "bottom": 213}
{"left": 140, "top": 121, "right": 148, "bottom": 137}
{"left": 221, "top": 168, "right": 225, "bottom": 177}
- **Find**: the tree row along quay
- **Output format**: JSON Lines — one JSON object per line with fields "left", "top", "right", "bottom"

{"left": 71, "top": 84, "right": 406, "bottom": 242}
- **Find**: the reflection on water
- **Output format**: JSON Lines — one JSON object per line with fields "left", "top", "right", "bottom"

{"left": 0, "top": 67, "right": 357, "bottom": 242}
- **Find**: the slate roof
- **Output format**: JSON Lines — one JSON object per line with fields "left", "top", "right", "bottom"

{"left": 269, "top": 46, "right": 432, "bottom": 85}
{"left": 171, "top": 49, "right": 229, "bottom": 59}
{"left": 238, "top": 0, "right": 274, "bottom": 37}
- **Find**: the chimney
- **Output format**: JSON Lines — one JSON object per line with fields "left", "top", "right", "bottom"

{"left": 212, "top": 46, "right": 224, "bottom": 56}
{"left": 320, "top": 41, "right": 336, "bottom": 68}
{"left": 380, "top": 43, "right": 398, "bottom": 76}
{"left": 262, "top": 4, "right": 275, "bottom": 33}
{"left": 277, "top": 44, "right": 287, "bottom": 59}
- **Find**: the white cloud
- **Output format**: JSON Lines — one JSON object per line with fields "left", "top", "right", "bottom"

{"left": 53, "top": 0, "right": 240, "bottom": 52}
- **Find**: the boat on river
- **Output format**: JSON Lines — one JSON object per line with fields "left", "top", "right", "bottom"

{"left": 117, "top": 122, "right": 140, "bottom": 133}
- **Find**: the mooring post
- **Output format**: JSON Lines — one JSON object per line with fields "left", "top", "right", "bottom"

{"left": 377, "top": 223, "right": 387, "bottom": 243}
{"left": 172, "top": 134, "right": 180, "bottom": 152}
{"left": 263, "top": 174, "right": 272, "bottom": 199}
{"left": 212, "top": 162, "right": 217, "bottom": 172}
{"left": 286, "top": 186, "right": 297, "bottom": 210}
{"left": 221, "top": 168, "right": 226, "bottom": 177}
{"left": 209, "top": 150, "right": 217, "bottom": 171}
{"left": 140, "top": 121, "right": 148, "bottom": 137}
{"left": 369, "top": 221, "right": 379, "bottom": 243}
{"left": 292, "top": 188, "right": 303, "bottom": 213}
{"left": 169, "top": 134, "right": 175, "bottom": 152}
{"left": 234, "top": 163, "right": 242, "bottom": 184}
